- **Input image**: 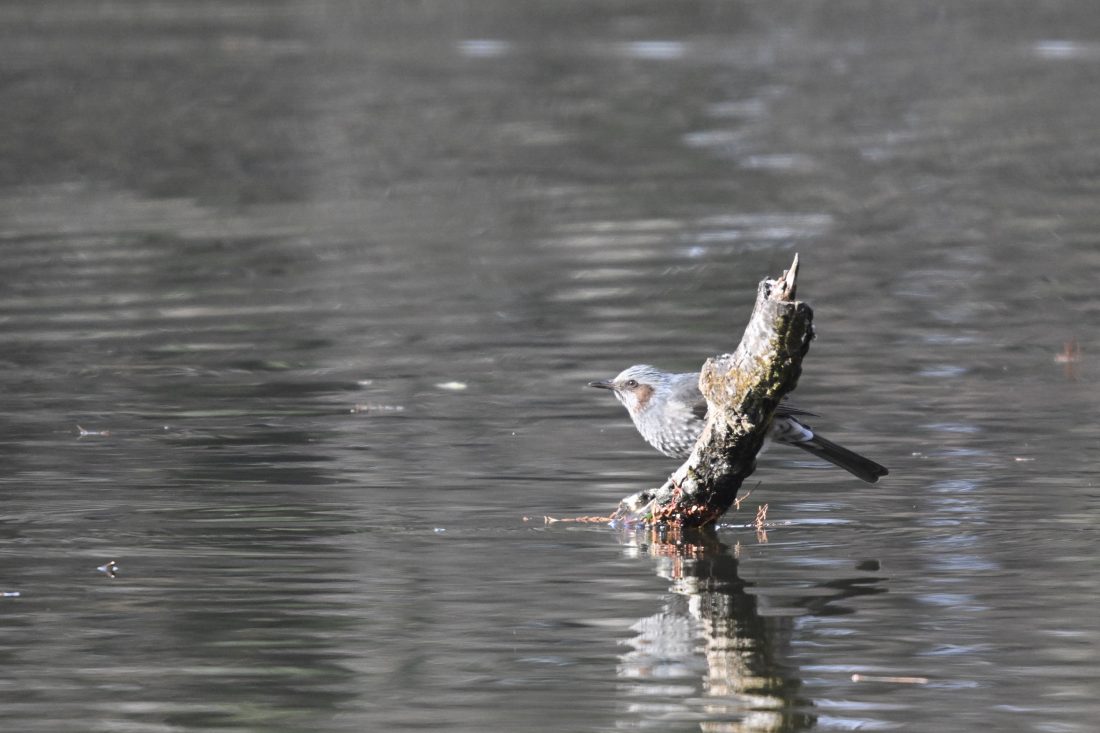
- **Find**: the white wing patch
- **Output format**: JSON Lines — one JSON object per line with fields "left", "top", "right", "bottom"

{"left": 769, "top": 415, "right": 814, "bottom": 444}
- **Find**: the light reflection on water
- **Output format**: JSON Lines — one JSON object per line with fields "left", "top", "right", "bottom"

{"left": 1, "top": 2, "right": 1100, "bottom": 732}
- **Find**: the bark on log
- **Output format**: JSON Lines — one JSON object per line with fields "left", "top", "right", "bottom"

{"left": 610, "top": 255, "right": 814, "bottom": 528}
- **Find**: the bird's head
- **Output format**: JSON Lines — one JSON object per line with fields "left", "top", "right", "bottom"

{"left": 587, "top": 364, "right": 668, "bottom": 417}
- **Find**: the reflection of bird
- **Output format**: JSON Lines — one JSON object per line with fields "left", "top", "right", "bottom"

{"left": 588, "top": 364, "right": 888, "bottom": 484}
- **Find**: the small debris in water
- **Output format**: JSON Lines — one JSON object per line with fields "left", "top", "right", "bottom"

{"left": 76, "top": 425, "right": 111, "bottom": 437}
{"left": 733, "top": 485, "right": 757, "bottom": 511}
{"left": 436, "top": 381, "right": 467, "bottom": 391}
{"left": 534, "top": 515, "right": 613, "bottom": 524}
{"left": 1014, "top": 456, "right": 1035, "bottom": 462}
{"left": 851, "top": 673, "right": 929, "bottom": 685}
{"left": 753, "top": 503, "right": 770, "bottom": 543}
{"left": 753, "top": 503, "right": 769, "bottom": 530}
{"left": 1055, "top": 339, "right": 1081, "bottom": 379}
{"left": 1054, "top": 339, "right": 1081, "bottom": 363}
{"left": 433, "top": 527, "right": 446, "bottom": 533}
{"left": 1, "top": 591, "right": 21, "bottom": 598}
{"left": 97, "top": 560, "right": 120, "bottom": 578}
{"left": 350, "top": 403, "right": 405, "bottom": 414}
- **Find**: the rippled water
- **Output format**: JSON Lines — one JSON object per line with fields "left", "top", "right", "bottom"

{"left": 2, "top": 3, "right": 1099, "bottom": 732}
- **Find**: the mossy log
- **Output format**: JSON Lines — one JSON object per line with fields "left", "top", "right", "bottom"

{"left": 611, "top": 255, "right": 814, "bottom": 528}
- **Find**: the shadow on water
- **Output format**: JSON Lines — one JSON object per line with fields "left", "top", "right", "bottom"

{"left": 612, "top": 525, "right": 886, "bottom": 731}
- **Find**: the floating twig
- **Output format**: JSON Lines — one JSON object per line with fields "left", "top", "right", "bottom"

{"left": 529, "top": 515, "right": 613, "bottom": 524}
{"left": 753, "top": 503, "right": 769, "bottom": 530}
{"left": 851, "top": 673, "right": 929, "bottom": 685}
{"left": 733, "top": 484, "right": 759, "bottom": 512}
{"left": 350, "top": 403, "right": 405, "bottom": 414}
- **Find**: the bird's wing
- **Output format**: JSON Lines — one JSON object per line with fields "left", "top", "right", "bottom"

{"left": 776, "top": 403, "right": 818, "bottom": 418}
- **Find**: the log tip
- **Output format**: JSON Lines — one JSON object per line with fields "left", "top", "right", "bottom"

{"left": 786, "top": 253, "right": 799, "bottom": 289}
{"left": 771, "top": 253, "right": 800, "bottom": 301}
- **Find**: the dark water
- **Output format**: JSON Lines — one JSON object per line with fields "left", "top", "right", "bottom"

{"left": 2, "top": 2, "right": 1099, "bottom": 731}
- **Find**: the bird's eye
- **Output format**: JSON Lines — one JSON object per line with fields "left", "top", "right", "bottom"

{"left": 625, "top": 379, "right": 639, "bottom": 389}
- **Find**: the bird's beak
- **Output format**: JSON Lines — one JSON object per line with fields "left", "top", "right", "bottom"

{"left": 587, "top": 379, "right": 615, "bottom": 390}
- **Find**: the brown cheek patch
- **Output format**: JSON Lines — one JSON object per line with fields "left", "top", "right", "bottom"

{"left": 633, "top": 384, "right": 654, "bottom": 410}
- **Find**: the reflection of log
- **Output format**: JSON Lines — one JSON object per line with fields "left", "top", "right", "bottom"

{"left": 613, "top": 255, "right": 814, "bottom": 527}
{"left": 618, "top": 527, "right": 815, "bottom": 732}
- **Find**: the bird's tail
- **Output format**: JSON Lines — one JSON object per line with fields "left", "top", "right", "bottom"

{"left": 790, "top": 433, "right": 888, "bottom": 484}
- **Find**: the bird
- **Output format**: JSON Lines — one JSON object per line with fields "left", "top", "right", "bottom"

{"left": 588, "top": 364, "right": 888, "bottom": 483}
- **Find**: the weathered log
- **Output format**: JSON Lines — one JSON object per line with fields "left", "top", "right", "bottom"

{"left": 611, "top": 255, "right": 814, "bottom": 528}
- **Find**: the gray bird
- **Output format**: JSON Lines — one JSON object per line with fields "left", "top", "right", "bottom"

{"left": 588, "top": 364, "right": 888, "bottom": 483}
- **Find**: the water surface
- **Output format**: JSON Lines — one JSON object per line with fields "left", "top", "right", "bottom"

{"left": 1, "top": 3, "right": 1099, "bottom": 732}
